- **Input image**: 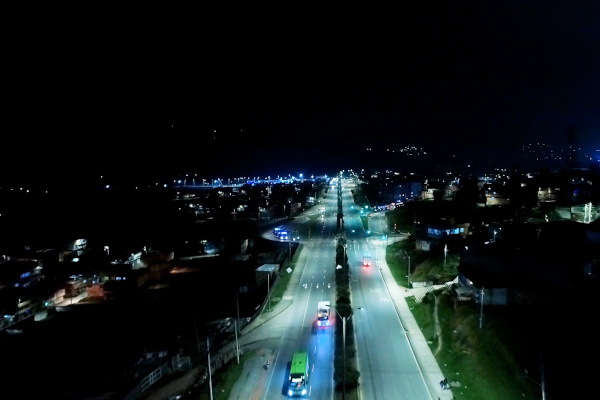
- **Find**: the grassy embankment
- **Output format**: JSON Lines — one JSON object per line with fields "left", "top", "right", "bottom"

{"left": 266, "top": 243, "right": 301, "bottom": 310}
{"left": 384, "top": 202, "right": 542, "bottom": 400}
{"left": 195, "top": 350, "right": 257, "bottom": 400}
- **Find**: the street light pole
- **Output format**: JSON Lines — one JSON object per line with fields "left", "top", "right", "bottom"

{"left": 194, "top": 315, "right": 213, "bottom": 400}
{"left": 403, "top": 250, "right": 411, "bottom": 286}
{"left": 333, "top": 307, "right": 363, "bottom": 400}
{"left": 342, "top": 315, "right": 346, "bottom": 399}
{"left": 524, "top": 351, "right": 546, "bottom": 400}
{"left": 235, "top": 291, "right": 240, "bottom": 364}
{"left": 444, "top": 244, "right": 448, "bottom": 268}
{"left": 479, "top": 286, "right": 485, "bottom": 329}
{"left": 207, "top": 336, "right": 214, "bottom": 400}
{"left": 540, "top": 351, "right": 546, "bottom": 400}
{"left": 267, "top": 273, "right": 271, "bottom": 312}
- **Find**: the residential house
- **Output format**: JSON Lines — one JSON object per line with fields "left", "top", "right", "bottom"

{"left": 415, "top": 218, "right": 470, "bottom": 251}
{"left": 0, "top": 259, "right": 44, "bottom": 289}
{"left": 457, "top": 224, "right": 596, "bottom": 305}
{"left": 142, "top": 252, "right": 174, "bottom": 282}
{"left": 100, "top": 263, "right": 150, "bottom": 299}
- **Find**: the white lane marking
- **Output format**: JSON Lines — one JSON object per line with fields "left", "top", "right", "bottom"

{"left": 300, "top": 282, "right": 313, "bottom": 334}
{"left": 262, "top": 350, "right": 280, "bottom": 400}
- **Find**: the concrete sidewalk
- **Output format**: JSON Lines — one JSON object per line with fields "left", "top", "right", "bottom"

{"left": 373, "top": 241, "right": 454, "bottom": 400}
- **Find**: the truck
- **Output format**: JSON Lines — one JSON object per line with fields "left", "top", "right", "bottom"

{"left": 363, "top": 254, "right": 372, "bottom": 267}
{"left": 317, "top": 301, "right": 330, "bottom": 326}
{"left": 288, "top": 351, "right": 309, "bottom": 397}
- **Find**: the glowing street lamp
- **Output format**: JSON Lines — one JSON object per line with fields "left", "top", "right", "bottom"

{"left": 332, "top": 306, "right": 364, "bottom": 400}
{"left": 403, "top": 250, "right": 411, "bottom": 286}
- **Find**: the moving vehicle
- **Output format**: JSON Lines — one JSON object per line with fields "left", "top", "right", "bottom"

{"left": 317, "top": 301, "right": 330, "bottom": 326}
{"left": 288, "top": 351, "right": 309, "bottom": 397}
{"left": 363, "top": 255, "right": 372, "bottom": 267}
{"left": 278, "top": 230, "right": 290, "bottom": 241}
{"left": 273, "top": 226, "right": 285, "bottom": 237}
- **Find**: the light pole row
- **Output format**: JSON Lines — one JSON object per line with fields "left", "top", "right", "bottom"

{"left": 403, "top": 250, "right": 411, "bottom": 286}
{"left": 332, "top": 306, "right": 363, "bottom": 400}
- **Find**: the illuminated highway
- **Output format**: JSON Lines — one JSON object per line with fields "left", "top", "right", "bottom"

{"left": 232, "top": 177, "right": 433, "bottom": 399}
{"left": 340, "top": 178, "right": 431, "bottom": 399}
{"left": 243, "top": 183, "right": 339, "bottom": 399}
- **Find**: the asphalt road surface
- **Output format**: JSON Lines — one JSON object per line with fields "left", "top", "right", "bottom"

{"left": 340, "top": 180, "right": 431, "bottom": 400}
{"left": 230, "top": 178, "right": 433, "bottom": 399}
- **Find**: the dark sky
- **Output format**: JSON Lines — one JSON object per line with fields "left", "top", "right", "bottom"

{"left": 4, "top": 1, "right": 599, "bottom": 186}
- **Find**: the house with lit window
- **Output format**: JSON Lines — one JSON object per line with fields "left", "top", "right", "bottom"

{"left": 142, "top": 252, "right": 174, "bottom": 281}
{"left": 0, "top": 259, "right": 44, "bottom": 289}
{"left": 0, "top": 285, "right": 40, "bottom": 327}
{"left": 484, "top": 184, "right": 510, "bottom": 206}
{"left": 99, "top": 263, "right": 150, "bottom": 299}
{"left": 457, "top": 221, "right": 599, "bottom": 305}
{"left": 415, "top": 218, "right": 470, "bottom": 251}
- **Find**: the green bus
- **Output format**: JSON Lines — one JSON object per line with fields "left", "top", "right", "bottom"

{"left": 288, "top": 351, "right": 309, "bottom": 397}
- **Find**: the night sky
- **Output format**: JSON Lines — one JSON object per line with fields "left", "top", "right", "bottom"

{"left": 4, "top": 1, "right": 599, "bottom": 186}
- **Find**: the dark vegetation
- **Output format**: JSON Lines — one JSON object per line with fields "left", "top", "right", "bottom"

{"left": 333, "top": 180, "right": 360, "bottom": 393}
{"left": 407, "top": 287, "right": 600, "bottom": 399}
{"left": 368, "top": 189, "right": 600, "bottom": 399}
{"left": 333, "top": 237, "right": 360, "bottom": 392}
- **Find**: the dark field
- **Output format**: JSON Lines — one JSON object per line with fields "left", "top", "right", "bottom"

{"left": 0, "top": 186, "right": 279, "bottom": 398}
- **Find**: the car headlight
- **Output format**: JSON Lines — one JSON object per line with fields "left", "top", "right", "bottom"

{"left": 302, "top": 389, "right": 307, "bottom": 395}
{"left": 288, "top": 389, "right": 293, "bottom": 396}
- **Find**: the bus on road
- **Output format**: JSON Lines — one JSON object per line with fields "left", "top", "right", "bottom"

{"left": 288, "top": 351, "right": 309, "bottom": 397}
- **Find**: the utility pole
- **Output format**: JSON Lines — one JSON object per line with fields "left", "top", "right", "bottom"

{"left": 207, "top": 336, "right": 214, "bottom": 400}
{"left": 444, "top": 244, "right": 448, "bottom": 268}
{"left": 540, "top": 351, "right": 546, "bottom": 400}
{"left": 342, "top": 315, "right": 346, "bottom": 400}
{"left": 267, "top": 274, "right": 271, "bottom": 312}
{"left": 404, "top": 250, "right": 411, "bottom": 286}
{"left": 479, "top": 286, "right": 485, "bottom": 329}
{"left": 235, "top": 291, "right": 240, "bottom": 364}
